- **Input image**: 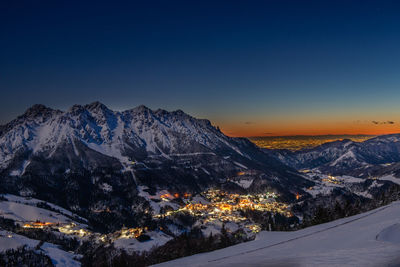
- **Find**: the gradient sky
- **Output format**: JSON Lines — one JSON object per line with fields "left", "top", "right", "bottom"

{"left": 2, "top": 0, "right": 400, "bottom": 136}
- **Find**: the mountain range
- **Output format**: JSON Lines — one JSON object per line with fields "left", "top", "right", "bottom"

{"left": 0, "top": 102, "right": 312, "bottom": 231}
{"left": 1, "top": 102, "right": 400, "bottom": 266}
{"left": 267, "top": 135, "right": 400, "bottom": 177}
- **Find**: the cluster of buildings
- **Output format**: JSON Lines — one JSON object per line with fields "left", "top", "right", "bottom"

{"left": 22, "top": 220, "right": 150, "bottom": 244}
{"left": 22, "top": 221, "right": 92, "bottom": 237}
{"left": 154, "top": 188, "right": 293, "bottom": 233}
{"left": 118, "top": 227, "right": 147, "bottom": 239}
{"left": 20, "top": 188, "right": 293, "bottom": 246}
{"left": 322, "top": 175, "right": 342, "bottom": 185}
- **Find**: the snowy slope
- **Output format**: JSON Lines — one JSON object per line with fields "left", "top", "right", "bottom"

{"left": 0, "top": 230, "right": 80, "bottom": 267}
{"left": 3, "top": 194, "right": 88, "bottom": 223}
{"left": 113, "top": 231, "right": 172, "bottom": 252}
{"left": 0, "top": 194, "right": 87, "bottom": 227}
{"left": 154, "top": 201, "right": 400, "bottom": 267}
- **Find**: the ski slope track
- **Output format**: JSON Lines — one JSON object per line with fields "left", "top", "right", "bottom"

{"left": 154, "top": 201, "right": 400, "bottom": 267}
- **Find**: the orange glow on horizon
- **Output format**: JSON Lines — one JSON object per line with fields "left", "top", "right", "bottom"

{"left": 218, "top": 121, "right": 400, "bottom": 137}
{"left": 224, "top": 129, "right": 400, "bottom": 138}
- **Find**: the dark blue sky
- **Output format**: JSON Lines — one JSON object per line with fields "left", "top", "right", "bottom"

{"left": 2, "top": 0, "right": 400, "bottom": 136}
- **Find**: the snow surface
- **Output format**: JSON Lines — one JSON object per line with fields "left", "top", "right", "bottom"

{"left": 137, "top": 186, "right": 181, "bottom": 214}
{"left": 0, "top": 201, "right": 72, "bottom": 224}
{"left": 154, "top": 201, "right": 400, "bottom": 267}
{"left": 377, "top": 223, "right": 400, "bottom": 245}
{"left": 377, "top": 175, "right": 400, "bottom": 185}
{"left": 0, "top": 230, "right": 80, "bottom": 267}
{"left": 303, "top": 174, "right": 383, "bottom": 199}
{"left": 233, "top": 179, "right": 254, "bottom": 189}
{"left": 114, "top": 231, "right": 172, "bottom": 252}
{"left": 233, "top": 161, "right": 248, "bottom": 169}
{"left": 1, "top": 194, "right": 87, "bottom": 226}
{"left": 329, "top": 149, "right": 357, "bottom": 166}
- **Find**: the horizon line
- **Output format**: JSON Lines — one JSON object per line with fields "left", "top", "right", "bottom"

{"left": 243, "top": 133, "right": 394, "bottom": 138}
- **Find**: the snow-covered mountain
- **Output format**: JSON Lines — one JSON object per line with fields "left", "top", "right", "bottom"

{"left": 0, "top": 102, "right": 241, "bottom": 168}
{"left": 267, "top": 134, "right": 400, "bottom": 176}
{"left": 0, "top": 102, "right": 312, "bottom": 231}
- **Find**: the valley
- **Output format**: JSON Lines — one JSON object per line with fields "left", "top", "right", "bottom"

{"left": 0, "top": 103, "right": 399, "bottom": 266}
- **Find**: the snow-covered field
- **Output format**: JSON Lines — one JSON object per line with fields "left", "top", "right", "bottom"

{"left": 0, "top": 230, "right": 80, "bottom": 267}
{"left": 114, "top": 231, "right": 172, "bottom": 252}
{"left": 154, "top": 201, "right": 400, "bottom": 267}
{"left": 4, "top": 194, "right": 87, "bottom": 222}
{"left": 0, "top": 194, "right": 87, "bottom": 227}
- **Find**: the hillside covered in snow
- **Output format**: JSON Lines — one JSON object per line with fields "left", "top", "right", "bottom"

{"left": 268, "top": 134, "right": 400, "bottom": 177}
{"left": 155, "top": 201, "right": 400, "bottom": 267}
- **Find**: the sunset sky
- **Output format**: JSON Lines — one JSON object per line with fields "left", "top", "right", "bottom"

{"left": 2, "top": 1, "right": 400, "bottom": 137}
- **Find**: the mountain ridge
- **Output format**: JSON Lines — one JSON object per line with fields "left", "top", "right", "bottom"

{"left": 266, "top": 133, "right": 400, "bottom": 177}
{"left": 0, "top": 102, "right": 312, "bottom": 232}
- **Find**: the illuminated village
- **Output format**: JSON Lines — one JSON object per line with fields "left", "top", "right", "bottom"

{"left": 322, "top": 175, "right": 343, "bottom": 185}
{"left": 22, "top": 221, "right": 92, "bottom": 237}
{"left": 17, "top": 188, "right": 294, "bottom": 248}
{"left": 22, "top": 220, "right": 149, "bottom": 244}
{"left": 154, "top": 188, "right": 293, "bottom": 233}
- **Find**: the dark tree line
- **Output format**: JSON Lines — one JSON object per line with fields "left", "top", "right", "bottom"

{"left": 81, "top": 226, "right": 249, "bottom": 267}
{"left": 0, "top": 245, "right": 54, "bottom": 267}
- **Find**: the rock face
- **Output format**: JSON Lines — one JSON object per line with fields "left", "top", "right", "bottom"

{"left": 0, "top": 102, "right": 312, "bottom": 231}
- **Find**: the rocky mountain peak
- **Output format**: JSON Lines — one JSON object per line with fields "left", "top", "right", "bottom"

{"left": 84, "top": 101, "right": 111, "bottom": 113}
{"left": 67, "top": 104, "right": 85, "bottom": 115}
{"left": 130, "top": 105, "right": 152, "bottom": 114}
{"left": 22, "top": 104, "right": 57, "bottom": 118}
